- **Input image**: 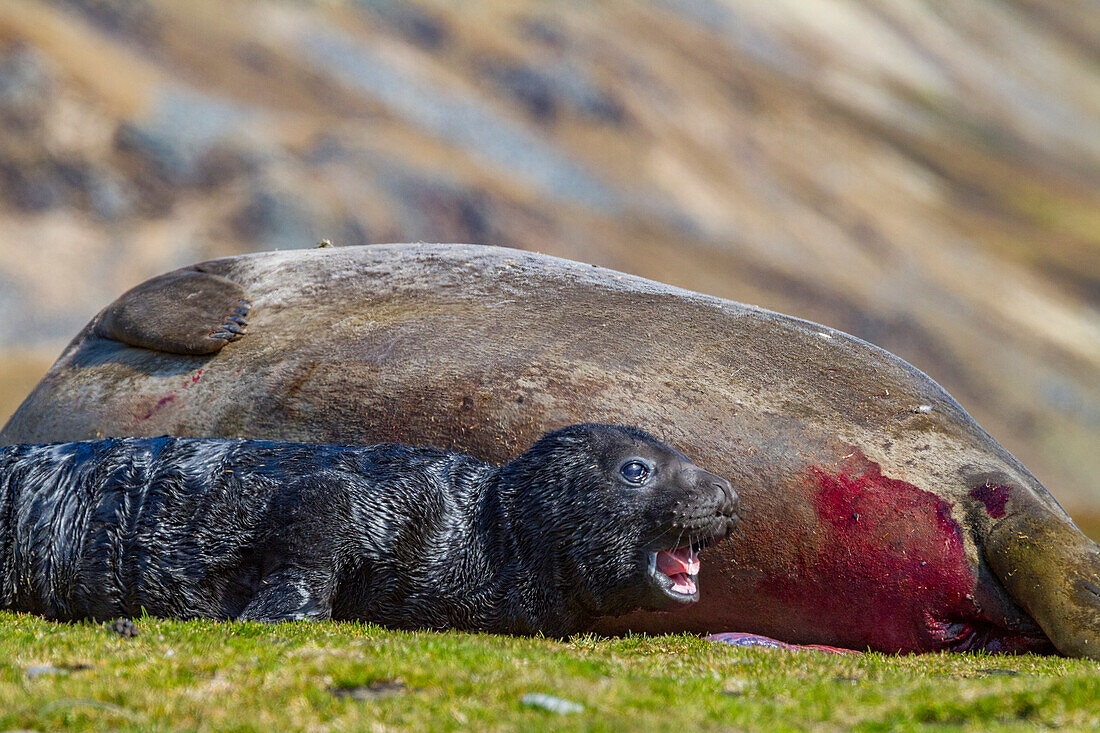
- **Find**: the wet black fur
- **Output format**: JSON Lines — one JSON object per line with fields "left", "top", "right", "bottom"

{"left": 0, "top": 425, "right": 737, "bottom": 636}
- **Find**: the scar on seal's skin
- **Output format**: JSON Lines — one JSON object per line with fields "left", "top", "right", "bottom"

{"left": 95, "top": 269, "right": 252, "bottom": 355}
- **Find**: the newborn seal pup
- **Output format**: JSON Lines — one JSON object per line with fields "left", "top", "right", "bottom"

{"left": 0, "top": 424, "right": 738, "bottom": 635}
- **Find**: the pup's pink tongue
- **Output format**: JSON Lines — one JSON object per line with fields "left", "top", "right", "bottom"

{"left": 656, "top": 546, "right": 700, "bottom": 576}
{"left": 658, "top": 547, "right": 699, "bottom": 595}
{"left": 668, "top": 573, "right": 697, "bottom": 594}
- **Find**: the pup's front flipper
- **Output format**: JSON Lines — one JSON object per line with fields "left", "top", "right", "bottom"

{"left": 95, "top": 267, "right": 251, "bottom": 355}
{"left": 238, "top": 568, "right": 334, "bottom": 622}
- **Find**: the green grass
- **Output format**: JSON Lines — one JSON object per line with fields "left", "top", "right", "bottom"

{"left": 1, "top": 612, "right": 1098, "bottom": 732}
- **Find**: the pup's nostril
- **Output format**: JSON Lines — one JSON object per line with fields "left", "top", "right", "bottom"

{"left": 708, "top": 478, "right": 739, "bottom": 516}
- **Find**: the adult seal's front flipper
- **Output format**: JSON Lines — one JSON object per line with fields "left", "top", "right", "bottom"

{"left": 94, "top": 268, "right": 251, "bottom": 355}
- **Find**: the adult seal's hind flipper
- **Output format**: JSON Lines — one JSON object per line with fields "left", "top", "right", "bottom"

{"left": 984, "top": 501, "right": 1100, "bottom": 659}
{"left": 95, "top": 268, "right": 251, "bottom": 355}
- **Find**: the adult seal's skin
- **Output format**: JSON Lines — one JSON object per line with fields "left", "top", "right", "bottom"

{"left": 4, "top": 244, "right": 1099, "bottom": 658}
{"left": 0, "top": 425, "right": 738, "bottom": 633}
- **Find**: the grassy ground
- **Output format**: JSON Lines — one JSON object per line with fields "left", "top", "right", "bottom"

{"left": 1, "top": 613, "right": 1098, "bottom": 732}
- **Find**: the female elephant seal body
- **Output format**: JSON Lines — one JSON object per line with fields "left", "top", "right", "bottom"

{"left": 0, "top": 424, "right": 738, "bottom": 633}
{"left": 3, "top": 244, "right": 1098, "bottom": 657}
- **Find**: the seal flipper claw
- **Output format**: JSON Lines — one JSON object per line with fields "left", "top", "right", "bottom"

{"left": 95, "top": 269, "right": 252, "bottom": 355}
{"left": 210, "top": 331, "right": 241, "bottom": 343}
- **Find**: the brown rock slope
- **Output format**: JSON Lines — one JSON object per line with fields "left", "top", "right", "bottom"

{"left": 0, "top": 0, "right": 1097, "bottom": 523}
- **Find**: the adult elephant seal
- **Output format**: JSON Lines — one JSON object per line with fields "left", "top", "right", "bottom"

{"left": 3, "top": 244, "right": 1098, "bottom": 658}
{"left": 0, "top": 425, "right": 737, "bottom": 634}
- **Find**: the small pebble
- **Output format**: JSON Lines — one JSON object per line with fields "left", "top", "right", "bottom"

{"left": 721, "top": 679, "right": 749, "bottom": 696}
{"left": 521, "top": 693, "right": 584, "bottom": 714}
{"left": 25, "top": 665, "right": 65, "bottom": 679}
{"left": 330, "top": 679, "right": 408, "bottom": 701}
{"left": 25, "top": 663, "right": 90, "bottom": 678}
{"left": 109, "top": 618, "right": 139, "bottom": 638}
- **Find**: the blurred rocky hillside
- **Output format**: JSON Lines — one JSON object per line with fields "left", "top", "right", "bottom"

{"left": 0, "top": 0, "right": 1098, "bottom": 517}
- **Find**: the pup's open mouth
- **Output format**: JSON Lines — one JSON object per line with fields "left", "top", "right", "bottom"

{"left": 647, "top": 538, "right": 708, "bottom": 603}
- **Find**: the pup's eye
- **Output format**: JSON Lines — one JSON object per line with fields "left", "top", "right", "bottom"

{"left": 619, "top": 460, "right": 650, "bottom": 484}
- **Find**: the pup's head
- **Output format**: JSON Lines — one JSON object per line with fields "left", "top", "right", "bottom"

{"left": 500, "top": 424, "right": 739, "bottom": 620}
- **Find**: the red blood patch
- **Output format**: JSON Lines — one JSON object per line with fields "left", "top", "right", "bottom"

{"left": 138, "top": 369, "right": 203, "bottom": 421}
{"left": 969, "top": 483, "right": 1011, "bottom": 518}
{"left": 140, "top": 394, "right": 175, "bottom": 421}
{"left": 755, "top": 451, "right": 1051, "bottom": 654}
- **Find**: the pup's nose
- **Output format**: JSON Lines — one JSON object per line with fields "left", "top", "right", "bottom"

{"left": 694, "top": 469, "right": 739, "bottom": 516}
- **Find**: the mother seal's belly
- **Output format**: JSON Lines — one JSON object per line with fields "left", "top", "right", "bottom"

{"left": 3, "top": 243, "right": 1097, "bottom": 657}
